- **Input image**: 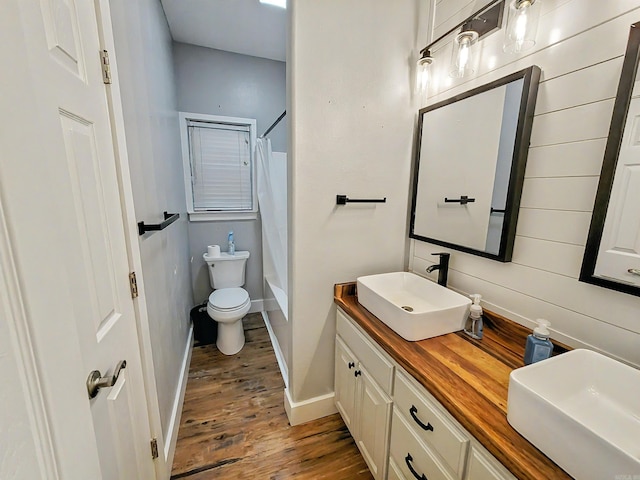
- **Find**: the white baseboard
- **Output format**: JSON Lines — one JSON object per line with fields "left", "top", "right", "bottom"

{"left": 284, "top": 388, "right": 337, "bottom": 426}
{"left": 248, "top": 298, "right": 263, "bottom": 314}
{"left": 162, "top": 325, "right": 193, "bottom": 478}
{"left": 261, "top": 311, "right": 288, "bottom": 389}
{"left": 263, "top": 297, "right": 279, "bottom": 312}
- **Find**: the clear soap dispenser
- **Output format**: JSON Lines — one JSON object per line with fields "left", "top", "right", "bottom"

{"left": 524, "top": 319, "right": 554, "bottom": 365}
{"left": 464, "top": 294, "right": 483, "bottom": 340}
{"left": 227, "top": 231, "right": 235, "bottom": 255}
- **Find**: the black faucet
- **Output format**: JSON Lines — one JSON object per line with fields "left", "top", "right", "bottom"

{"left": 425, "top": 252, "right": 450, "bottom": 287}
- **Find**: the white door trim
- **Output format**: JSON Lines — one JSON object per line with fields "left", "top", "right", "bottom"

{"left": 0, "top": 190, "right": 59, "bottom": 479}
{"left": 95, "top": 1, "right": 166, "bottom": 477}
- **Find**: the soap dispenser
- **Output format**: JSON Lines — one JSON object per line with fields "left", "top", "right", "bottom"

{"left": 463, "top": 294, "right": 483, "bottom": 340}
{"left": 524, "top": 319, "right": 554, "bottom": 365}
{"left": 227, "top": 231, "right": 235, "bottom": 255}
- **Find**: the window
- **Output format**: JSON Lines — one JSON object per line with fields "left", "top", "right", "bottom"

{"left": 179, "top": 113, "right": 257, "bottom": 221}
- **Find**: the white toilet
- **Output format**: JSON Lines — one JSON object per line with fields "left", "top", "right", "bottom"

{"left": 203, "top": 250, "right": 251, "bottom": 355}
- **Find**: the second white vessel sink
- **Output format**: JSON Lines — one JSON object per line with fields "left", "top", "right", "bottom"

{"left": 508, "top": 349, "right": 640, "bottom": 480}
{"left": 356, "top": 271, "right": 471, "bottom": 341}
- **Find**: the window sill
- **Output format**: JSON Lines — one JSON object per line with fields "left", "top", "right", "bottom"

{"left": 188, "top": 211, "right": 258, "bottom": 222}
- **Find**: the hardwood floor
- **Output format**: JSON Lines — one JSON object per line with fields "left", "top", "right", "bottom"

{"left": 171, "top": 313, "right": 373, "bottom": 479}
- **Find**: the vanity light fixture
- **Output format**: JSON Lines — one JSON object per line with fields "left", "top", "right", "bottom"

{"left": 416, "top": 48, "right": 434, "bottom": 95}
{"left": 417, "top": 0, "right": 505, "bottom": 82}
{"left": 503, "top": 0, "right": 541, "bottom": 53}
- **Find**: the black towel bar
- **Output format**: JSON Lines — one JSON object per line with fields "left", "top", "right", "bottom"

{"left": 444, "top": 196, "right": 475, "bottom": 205}
{"left": 336, "top": 195, "right": 386, "bottom": 205}
{"left": 138, "top": 211, "right": 180, "bottom": 235}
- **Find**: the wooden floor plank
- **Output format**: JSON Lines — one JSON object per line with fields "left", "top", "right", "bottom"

{"left": 171, "top": 313, "right": 372, "bottom": 480}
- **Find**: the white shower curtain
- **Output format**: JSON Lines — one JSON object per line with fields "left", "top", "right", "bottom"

{"left": 256, "top": 138, "right": 287, "bottom": 296}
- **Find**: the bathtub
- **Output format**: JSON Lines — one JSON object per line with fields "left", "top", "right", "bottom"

{"left": 262, "top": 276, "right": 289, "bottom": 387}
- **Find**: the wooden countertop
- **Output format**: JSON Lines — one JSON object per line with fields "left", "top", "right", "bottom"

{"left": 334, "top": 283, "right": 572, "bottom": 480}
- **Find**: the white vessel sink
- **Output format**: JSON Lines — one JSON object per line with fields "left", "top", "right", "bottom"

{"left": 507, "top": 349, "right": 640, "bottom": 480}
{"left": 356, "top": 272, "right": 471, "bottom": 341}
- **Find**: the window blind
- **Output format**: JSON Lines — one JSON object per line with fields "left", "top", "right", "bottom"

{"left": 187, "top": 120, "right": 253, "bottom": 211}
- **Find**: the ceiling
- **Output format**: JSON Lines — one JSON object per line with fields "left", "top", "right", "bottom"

{"left": 161, "top": 0, "right": 287, "bottom": 62}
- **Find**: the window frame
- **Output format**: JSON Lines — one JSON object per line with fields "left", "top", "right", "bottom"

{"left": 179, "top": 112, "right": 258, "bottom": 221}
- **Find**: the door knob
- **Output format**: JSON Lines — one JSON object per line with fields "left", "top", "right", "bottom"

{"left": 86, "top": 360, "right": 127, "bottom": 399}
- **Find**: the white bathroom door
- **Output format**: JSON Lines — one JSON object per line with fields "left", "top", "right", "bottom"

{"left": 594, "top": 90, "right": 640, "bottom": 287}
{"left": 1, "top": 0, "right": 155, "bottom": 478}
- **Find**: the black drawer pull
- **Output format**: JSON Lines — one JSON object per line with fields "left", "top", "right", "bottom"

{"left": 410, "top": 405, "right": 434, "bottom": 432}
{"left": 348, "top": 362, "right": 355, "bottom": 369}
{"left": 405, "top": 453, "right": 428, "bottom": 480}
{"left": 354, "top": 370, "right": 362, "bottom": 377}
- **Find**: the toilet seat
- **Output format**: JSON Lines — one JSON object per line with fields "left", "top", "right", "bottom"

{"left": 208, "top": 287, "right": 250, "bottom": 311}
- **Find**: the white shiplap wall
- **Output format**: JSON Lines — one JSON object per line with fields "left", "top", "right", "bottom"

{"left": 411, "top": 0, "right": 640, "bottom": 367}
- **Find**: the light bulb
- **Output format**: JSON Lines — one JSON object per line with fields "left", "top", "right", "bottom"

{"left": 504, "top": 0, "right": 540, "bottom": 53}
{"left": 458, "top": 37, "right": 471, "bottom": 71}
{"left": 416, "top": 50, "right": 433, "bottom": 97}
{"left": 514, "top": 7, "right": 529, "bottom": 46}
{"left": 450, "top": 29, "right": 478, "bottom": 78}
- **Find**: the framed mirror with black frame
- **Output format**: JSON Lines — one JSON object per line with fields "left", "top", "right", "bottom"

{"left": 409, "top": 66, "right": 541, "bottom": 262}
{"left": 580, "top": 21, "right": 640, "bottom": 296}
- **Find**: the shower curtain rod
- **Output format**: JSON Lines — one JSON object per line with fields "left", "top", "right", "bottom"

{"left": 260, "top": 110, "right": 286, "bottom": 138}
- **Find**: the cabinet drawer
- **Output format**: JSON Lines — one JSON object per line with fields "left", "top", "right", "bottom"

{"left": 336, "top": 309, "right": 394, "bottom": 394}
{"left": 394, "top": 369, "right": 469, "bottom": 476}
{"left": 466, "top": 447, "right": 516, "bottom": 480}
{"left": 390, "top": 410, "right": 457, "bottom": 480}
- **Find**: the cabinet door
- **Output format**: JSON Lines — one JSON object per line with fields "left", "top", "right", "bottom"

{"left": 388, "top": 457, "right": 407, "bottom": 480}
{"left": 357, "top": 366, "right": 392, "bottom": 480}
{"left": 335, "top": 336, "right": 358, "bottom": 433}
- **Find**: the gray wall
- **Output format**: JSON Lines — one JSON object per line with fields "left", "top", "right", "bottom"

{"left": 189, "top": 220, "right": 263, "bottom": 305}
{"left": 173, "top": 43, "right": 287, "bottom": 304}
{"left": 110, "top": 0, "right": 193, "bottom": 440}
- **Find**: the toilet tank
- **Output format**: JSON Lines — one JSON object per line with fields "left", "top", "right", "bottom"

{"left": 203, "top": 251, "right": 250, "bottom": 289}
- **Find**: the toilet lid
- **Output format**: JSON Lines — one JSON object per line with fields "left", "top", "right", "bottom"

{"left": 208, "top": 288, "right": 249, "bottom": 310}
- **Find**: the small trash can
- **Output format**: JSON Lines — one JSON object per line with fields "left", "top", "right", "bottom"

{"left": 190, "top": 303, "right": 217, "bottom": 346}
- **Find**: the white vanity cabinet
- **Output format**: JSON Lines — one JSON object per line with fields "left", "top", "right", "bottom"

{"left": 335, "top": 308, "right": 517, "bottom": 480}
{"left": 335, "top": 309, "right": 393, "bottom": 480}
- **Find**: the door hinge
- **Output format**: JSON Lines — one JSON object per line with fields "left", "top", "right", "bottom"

{"left": 129, "top": 272, "right": 139, "bottom": 299}
{"left": 150, "top": 438, "right": 159, "bottom": 460}
{"left": 100, "top": 50, "right": 112, "bottom": 84}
